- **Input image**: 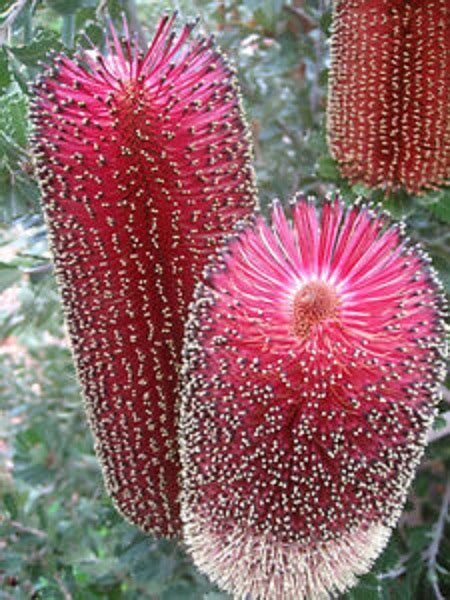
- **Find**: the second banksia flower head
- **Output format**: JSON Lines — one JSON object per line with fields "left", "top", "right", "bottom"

{"left": 180, "top": 197, "right": 447, "bottom": 599}
{"left": 31, "top": 14, "right": 256, "bottom": 537}
{"left": 327, "top": 0, "right": 450, "bottom": 194}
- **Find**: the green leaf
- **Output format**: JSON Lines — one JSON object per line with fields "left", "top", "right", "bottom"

{"left": 2, "top": 492, "right": 18, "bottom": 519}
{"left": 0, "top": 551, "right": 24, "bottom": 571}
{"left": 316, "top": 155, "right": 340, "bottom": 180}
{"left": 0, "top": 46, "right": 11, "bottom": 93}
{"left": 46, "top": 0, "right": 86, "bottom": 16}
{"left": 0, "top": 91, "right": 28, "bottom": 147}
{"left": 344, "top": 573, "right": 382, "bottom": 600}
{"left": 414, "top": 470, "right": 432, "bottom": 497}
{"left": 9, "top": 28, "right": 63, "bottom": 67}
{"left": 318, "top": 67, "right": 328, "bottom": 87}
{"left": 106, "top": 0, "right": 126, "bottom": 21}
{"left": 0, "top": 166, "right": 40, "bottom": 221}
{"left": 0, "top": 261, "right": 22, "bottom": 291}
{"left": 428, "top": 191, "right": 450, "bottom": 223}
{"left": 408, "top": 525, "right": 431, "bottom": 553}
{"left": 76, "top": 20, "right": 104, "bottom": 48}
{"left": 383, "top": 191, "right": 416, "bottom": 219}
{"left": 0, "top": 129, "right": 24, "bottom": 162}
{"left": 433, "top": 415, "right": 448, "bottom": 430}
{"left": 320, "top": 10, "right": 332, "bottom": 35}
{"left": 0, "top": 0, "right": 17, "bottom": 15}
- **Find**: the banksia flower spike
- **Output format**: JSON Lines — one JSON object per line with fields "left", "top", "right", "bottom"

{"left": 31, "top": 14, "right": 256, "bottom": 537}
{"left": 327, "top": 0, "right": 450, "bottom": 194}
{"left": 180, "top": 197, "right": 447, "bottom": 599}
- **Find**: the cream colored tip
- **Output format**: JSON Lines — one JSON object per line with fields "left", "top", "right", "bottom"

{"left": 183, "top": 509, "right": 391, "bottom": 600}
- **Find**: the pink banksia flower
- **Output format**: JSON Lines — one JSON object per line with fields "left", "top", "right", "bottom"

{"left": 180, "top": 197, "right": 447, "bottom": 599}
{"left": 31, "top": 14, "right": 256, "bottom": 537}
{"left": 327, "top": 0, "right": 450, "bottom": 194}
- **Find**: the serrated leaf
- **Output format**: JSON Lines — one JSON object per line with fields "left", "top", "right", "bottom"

{"left": 0, "top": 129, "right": 25, "bottom": 164}
{"left": 0, "top": 167, "right": 40, "bottom": 221}
{"left": 0, "top": 91, "right": 28, "bottom": 147}
{"left": 9, "top": 28, "right": 63, "bottom": 67}
{"left": 76, "top": 20, "right": 104, "bottom": 48}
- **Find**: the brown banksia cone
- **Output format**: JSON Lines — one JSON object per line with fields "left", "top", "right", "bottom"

{"left": 327, "top": 0, "right": 450, "bottom": 195}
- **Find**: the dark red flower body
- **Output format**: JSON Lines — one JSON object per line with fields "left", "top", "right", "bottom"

{"left": 327, "top": 0, "right": 450, "bottom": 194}
{"left": 180, "top": 197, "right": 447, "bottom": 598}
{"left": 32, "top": 15, "right": 256, "bottom": 536}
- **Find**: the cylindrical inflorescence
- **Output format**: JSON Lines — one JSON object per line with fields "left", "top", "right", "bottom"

{"left": 31, "top": 14, "right": 257, "bottom": 537}
{"left": 180, "top": 196, "right": 447, "bottom": 599}
{"left": 327, "top": 0, "right": 450, "bottom": 194}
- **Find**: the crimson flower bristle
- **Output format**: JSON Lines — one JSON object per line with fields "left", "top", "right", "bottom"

{"left": 327, "top": 0, "right": 450, "bottom": 195}
{"left": 31, "top": 14, "right": 256, "bottom": 537}
{"left": 180, "top": 196, "right": 447, "bottom": 599}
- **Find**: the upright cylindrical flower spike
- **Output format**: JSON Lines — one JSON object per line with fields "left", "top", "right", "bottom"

{"left": 31, "top": 14, "right": 256, "bottom": 537}
{"left": 327, "top": 0, "right": 450, "bottom": 194}
{"left": 180, "top": 197, "right": 447, "bottom": 599}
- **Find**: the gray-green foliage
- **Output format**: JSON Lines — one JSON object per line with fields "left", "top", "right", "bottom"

{"left": 0, "top": 1, "right": 449, "bottom": 599}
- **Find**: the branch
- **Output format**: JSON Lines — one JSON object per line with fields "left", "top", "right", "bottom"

{"left": 424, "top": 476, "right": 450, "bottom": 600}
{"left": 54, "top": 572, "right": 73, "bottom": 600}
{"left": 283, "top": 5, "right": 316, "bottom": 32}
{"left": 8, "top": 519, "right": 47, "bottom": 539}
{"left": 0, "top": 0, "right": 28, "bottom": 46}
{"left": 377, "top": 564, "right": 407, "bottom": 581}
{"left": 441, "top": 386, "right": 450, "bottom": 405}
{"left": 23, "top": 262, "right": 53, "bottom": 275}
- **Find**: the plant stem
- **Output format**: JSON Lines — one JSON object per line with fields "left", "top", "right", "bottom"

{"left": 22, "top": 2, "right": 32, "bottom": 44}
{"left": 9, "top": 519, "right": 48, "bottom": 539}
{"left": 425, "top": 476, "right": 450, "bottom": 600}
{"left": 0, "top": 0, "right": 29, "bottom": 46}
{"left": 125, "top": 0, "right": 146, "bottom": 49}
{"left": 61, "top": 13, "right": 75, "bottom": 49}
{"left": 442, "top": 387, "right": 450, "bottom": 405}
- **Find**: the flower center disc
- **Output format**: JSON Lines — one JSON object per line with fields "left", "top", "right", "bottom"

{"left": 292, "top": 281, "right": 338, "bottom": 338}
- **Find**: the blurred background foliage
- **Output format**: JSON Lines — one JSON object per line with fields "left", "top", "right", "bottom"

{"left": 0, "top": 1, "right": 449, "bottom": 598}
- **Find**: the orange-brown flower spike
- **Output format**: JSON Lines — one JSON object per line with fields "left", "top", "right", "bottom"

{"left": 327, "top": 0, "right": 450, "bottom": 195}
{"left": 31, "top": 15, "right": 257, "bottom": 537}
